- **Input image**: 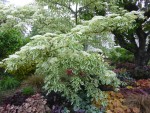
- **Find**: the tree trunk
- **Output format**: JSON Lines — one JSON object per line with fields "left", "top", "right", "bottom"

{"left": 75, "top": 3, "right": 78, "bottom": 25}
{"left": 75, "top": 12, "right": 78, "bottom": 25}
{"left": 134, "top": 26, "right": 149, "bottom": 67}
{"left": 134, "top": 53, "right": 149, "bottom": 67}
{"left": 134, "top": 52, "right": 150, "bottom": 79}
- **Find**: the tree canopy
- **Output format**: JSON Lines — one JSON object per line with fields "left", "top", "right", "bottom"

{"left": 0, "top": 0, "right": 149, "bottom": 110}
{"left": 35, "top": 0, "right": 121, "bottom": 24}
{"left": 113, "top": 0, "right": 150, "bottom": 66}
{"left": 78, "top": 0, "right": 150, "bottom": 66}
{"left": 0, "top": 2, "right": 74, "bottom": 36}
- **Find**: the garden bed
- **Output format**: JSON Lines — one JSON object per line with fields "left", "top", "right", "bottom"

{"left": 0, "top": 79, "right": 150, "bottom": 113}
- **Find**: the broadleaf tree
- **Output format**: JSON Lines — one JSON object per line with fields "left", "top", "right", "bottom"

{"left": 1, "top": 0, "right": 147, "bottom": 110}
{"left": 79, "top": 0, "right": 150, "bottom": 67}
{"left": 35, "top": 0, "right": 120, "bottom": 25}
{"left": 0, "top": 2, "right": 74, "bottom": 59}
{"left": 113, "top": 0, "right": 150, "bottom": 66}
{"left": 0, "top": 9, "right": 141, "bottom": 109}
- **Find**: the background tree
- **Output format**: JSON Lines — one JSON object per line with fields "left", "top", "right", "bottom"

{"left": 0, "top": 2, "right": 74, "bottom": 59}
{"left": 0, "top": 11, "right": 139, "bottom": 108}
{"left": 0, "top": 1, "right": 144, "bottom": 109}
{"left": 30, "top": 6, "right": 74, "bottom": 36}
{"left": 114, "top": 0, "right": 150, "bottom": 67}
{"left": 35, "top": 0, "right": 119, "bottom": 25}
{"left": 0, "top": 2, "right": 32, "bottom": 59}
{"left": 78, "top": 0, "right": 150, "bottom": 67}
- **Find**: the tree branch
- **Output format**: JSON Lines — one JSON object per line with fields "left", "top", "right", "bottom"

{"left": 113, "top": 31, "right": 137, "bottom": 53}
{"left": 50, "top": 1, "right": 75, "bottom": 14}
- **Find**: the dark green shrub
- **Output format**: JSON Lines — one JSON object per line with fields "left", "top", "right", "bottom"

{"left": 0, "top": 76, "right": 20, "bottom": 90}
{"left": 22, "top": 86, "right": 34, "bottom": 95}
{"left": 0, "top": 28, "right": 29, "bottom": 59}
{"left": 109, "top": 47, "right": 134, "bottom": 64}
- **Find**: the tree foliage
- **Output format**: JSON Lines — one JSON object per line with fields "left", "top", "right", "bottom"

{"left": 0, "top": 10, "right": 141, "bottom": 107}
{"left": 35, "top": 0, "right": 120, "bottom": 24}
{"left": 0, "top": 32, "right": 120, "bottom": 107}
{"left": 0, "top": 2, "right": 73, "bottom": 36}
{"left": 79, "top": 0, "right": 150, "bottom": 66}
{"left": 0, "top": 2, "right": 35, "bottom": 34}
{"left": 30, "top": 7, "right": 74, "bottom": 36}
{"left": 113, "top": 0, "right": 150, "bottom": 66}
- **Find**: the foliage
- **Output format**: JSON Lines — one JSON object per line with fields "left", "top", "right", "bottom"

{"left": 94, "top": 91, "right": 132, "bottom": 113}
{"left": 77, "top": 0, "right": 150, "bottom": 66}
{"left": 105, "top": 92, "right": 131, "bottom": 113}
{"left": 2, "top": 92, "right": 31, "bottom": 106}
{"left": 0, "top": 10, "right": 142, "bottom": 107}
{"left": 109, "top": 47, "right": 134, "bottom": 63}
{"left": 134, "top": 67, "right": 150, "bottom": 79}
{"left": 0, "top": 3, "right": 34, "bottom": 59}
{"left": 125, "top": 94, "right": 150, "bottom": 113}
{"left": 43, "top": 91, "right": 71, "bottom": 112}
{"left": 0, "top": 2, "right": 73, "bottom": 37}
{"left": 113, "top": 68, "right": 136, "bottom": 87}
{"left": 35, "top": 0, "right": 122, "bottom": 25}
{"left": 113, "top": 0, "right": 150, "bottom": 66}
{"left": 30, "top": 8, "right": 74, "bottom": 36}
{"left": 0, "top": 93, "right": 50, "bottom": 113}
{"left": 0, "top": 28, "right": 26, "bottom": 59}
{"left": 136, "top": 79, "right": 150, "bottom": 88}
{"left": 0, "top": 2, "right": 35, "bottom": 34}
{"left": 25, "top": 75, "right": 44, "bottom": 89}
{"left": 0, "top": 31, "right": 121, "bottom": 106}
{"left": 22, "top": 86, "right": 34, "bottom": 95}
{"left": 116, "top": 63, "right": 150, "bottom": 79}
{"left": 120, "top": 88, "right": 148, "bottom": 98}
{"left": 116, "top": 63, "right": 136, "bottom": 70}
{"left": 0, "top": 76, "right": 20, "bottom": 90}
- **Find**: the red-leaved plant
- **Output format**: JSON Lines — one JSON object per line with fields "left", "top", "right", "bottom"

{"left": 0, "top": 93, "right": 50, "bottom": 113}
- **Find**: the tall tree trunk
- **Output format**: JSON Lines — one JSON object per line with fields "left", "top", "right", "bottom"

{"left": 134, "top": 52, "right": 149, "bottom": 66}
{"left": 75, "top": 3, "right": 78, "bottom": 25}
{"left": 134, "top": 26, "right": 149, "bottom": 66}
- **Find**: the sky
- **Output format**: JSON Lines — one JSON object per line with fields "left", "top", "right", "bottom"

{"left": 8, "top": 0, "right": 34, "bottom": 6}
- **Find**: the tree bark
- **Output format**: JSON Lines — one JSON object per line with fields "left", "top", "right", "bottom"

{"left": 134, "top": 26, "right": 149, "bottom": 66}
{"left": 134, "top": 52, "right": 150, "bottom": 66}
{"left": 113, "top": 26, "right": 150, "bottom": 67}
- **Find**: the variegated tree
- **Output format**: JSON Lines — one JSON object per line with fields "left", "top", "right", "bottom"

{"left": 0, "top": 9, "right": 141, "bottom": 109}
